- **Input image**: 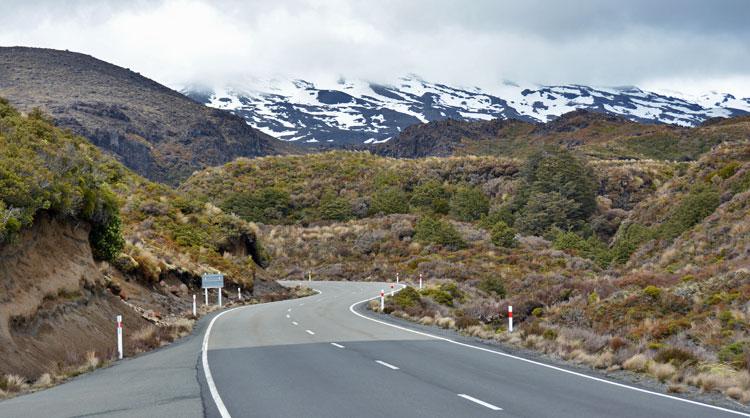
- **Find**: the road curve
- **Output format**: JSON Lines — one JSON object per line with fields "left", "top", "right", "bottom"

{"left": 1, "top": 281, "right": 748, "bottom": 417}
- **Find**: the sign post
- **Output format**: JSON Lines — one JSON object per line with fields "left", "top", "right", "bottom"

{"left": 380, "top": 290, "right": 385, "bottom": 312}
{"left": 238, "top": 287, "right": 242, "bottom": 300}
{"left": 116, "top": 315, "right": 123, "bottom": 360}
{"left": 419, "top": 273, "right": 423, "bottom": 290}
{"left": 192, "top": 294, "right": 197, "bottom": 316}
{"left": 396, "top": 272, "right": 399, "bottom": 284}
{"left": 202, "top": 273, "right": 225, "bottom": 307}
{"left": 390, "top": 283, "right": 395, "bottom": 297}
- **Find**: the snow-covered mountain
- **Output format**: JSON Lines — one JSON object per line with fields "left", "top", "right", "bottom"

{"left": 181, "top": 76, "right": 750, "bottom": 145}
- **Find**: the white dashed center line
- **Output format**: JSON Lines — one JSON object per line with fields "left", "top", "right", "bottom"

{"left": 331, "top": 343, "right": 345, "bottom": 349}
{"left": 305, "top": 329, "right": 315, "bottom": 335}
{"left": 458, "top": 394, "right": 502, "bottom": 411}
{"left": 292, "top": 321, "right": 298, "bottom": 326}
{"left": 375, "top": 360, "right": 399, "bottom": 370}
{"left": 286, "top": 314, "right": 290, "bottom": 318}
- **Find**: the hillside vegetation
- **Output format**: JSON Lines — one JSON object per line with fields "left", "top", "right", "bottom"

{"left": 183, "top": 117, "right": 750, "bottom": 403}
{"left": 0, "top": 100, "right": 282, "bottom": 390}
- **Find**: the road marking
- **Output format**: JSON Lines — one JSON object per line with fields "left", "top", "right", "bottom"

{"left": 348, "top": 288, "right": 750, "bottom": 418}
{"left": 202, "top": 287, "right": 325, "bottom": 418}
{"left": 287, "top": 308, "right": 292, "bottom": 312}
{"left": 292, "top": 321, "right": 298, "bottom": 326}
{"left": 202, "top": 308, "right": 241, "bottom": 418}
{"left": 286, "top": 314, "right": 290, "bottom": 318}
{"left": 458, "top": 394, "right": 502, "bottom": 411}
{"left": 331, "top": 343, "right": 345, "bottom": 349}
{"left": 306, "top": 329, "right": 315, "bottom": 335}
{"left": 299, "top": 303, "right": 305, "bottom": 306}
{"left": 375, "top": 360, "right": 399, "bottom": 370}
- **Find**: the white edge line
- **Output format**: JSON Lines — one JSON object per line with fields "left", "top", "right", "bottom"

{"left": 375, "top": 360, "right": 400, "bottom": 370}
{"left": 331, "top": 342, "right": 345, "bottom": 348}
{"left": 348, "top": 288, "right": 750, "bottom": 418}
{"left": 202, "top": 287, "right": 324, "bottom": 418}
{"left": 458, "top": 394, "right": 503, "bottom": 411}
{"left": 202, "top": 307, "right": 240, "bottom": 418}
{"left": 306, "top": 329, "right": 315, "bottom": 335}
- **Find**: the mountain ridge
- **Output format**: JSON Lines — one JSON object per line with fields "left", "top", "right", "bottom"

{"left": 183, "top": 76, "right": 750, "bottom": 146}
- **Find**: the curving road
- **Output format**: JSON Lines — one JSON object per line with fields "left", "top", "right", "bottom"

{"left": 1, "top": 281, "right": 749, "bottom": 417}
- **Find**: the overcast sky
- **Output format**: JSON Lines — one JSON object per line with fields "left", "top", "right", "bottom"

{"left": 1, "top": 0, "right": 749, "bottom": 96}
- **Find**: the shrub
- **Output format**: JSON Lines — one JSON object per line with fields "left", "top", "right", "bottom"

{"left": 610, "top": 222, "right": 653, "bottom": 264}
{"left": 512, "top": 147, "right": 597, "bottom": 235}
{"left": 410, "top": 180, "right": 451, "bottom": 214}
{"left": 319, "top": 191, "right": 353, "bottom": 221}
{"left": 718, "top": 341, "right": 749, "bottom": 367}
{"left": 515, "top": 191, "right": 580, "bottom": 236}
{"left": 414, "top": 216, "right": 466, "bottom": 250}
{"left": 89, "top": 211, "right": 124, "bottom": 262}
{"left": 623, "top": 354, "right": 649, "bottom": 372}
{"left": 477, "top": 277, "right": 506, "bottom": 297}
{"left": 421, "top": 287, "right": 455, "bottom": 306}
{"left": 455, "top": 314, "right": 480, "bottom": 329}
{"left": 653, "top": 346, "right": 698, "bottom": 365}
{"left": 643, "top": 285, "right": 662, "bottom": 300}
{"left": 370, "top": 187, "right": 409, "bottom": 215}
{"left": 449, "top": 186, "right": 489, "bottom": 221}
{"left": 479, "top": 206, "right": 515, "bottom": 229}
{"left": 222, "top": 187, "right": 291, "bottom": 223}
{"left": 393, "top": 286, "right": 421, "bottom": 309}
{"left": 490, "top": 221, "right": 518, "bottom": 248}
{"left": 656, "top": 183, "right": 720, "bottom": 241}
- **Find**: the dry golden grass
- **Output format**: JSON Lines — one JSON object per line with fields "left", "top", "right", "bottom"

{"left": 623, "top": 354, "right": 649, "bottom": 372}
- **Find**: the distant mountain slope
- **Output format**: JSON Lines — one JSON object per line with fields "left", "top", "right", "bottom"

{"left": 183, "top": 76, "right": 750, "bottom": 146}
{"left": 376, "top": 110, "right": 750, "bottom": 160}
{"left": 0, "top": 47, "right": 295, "bottom": 184}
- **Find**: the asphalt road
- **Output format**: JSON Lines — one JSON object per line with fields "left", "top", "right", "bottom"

{"left": 2, "top": 280, "right": 749, "bottom": 417}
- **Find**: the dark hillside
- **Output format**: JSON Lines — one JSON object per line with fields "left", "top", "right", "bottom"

{"left": 0, "top": 47, "right": 295, "bottom": 184}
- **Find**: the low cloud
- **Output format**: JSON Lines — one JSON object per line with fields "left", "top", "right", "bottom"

{"left": 1, "top": 0, "right": 748, "bottom": 95}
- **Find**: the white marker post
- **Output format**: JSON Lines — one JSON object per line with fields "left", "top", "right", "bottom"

{"left": 308, "top": 271, "right": 312, "bottom": 282}
{"left": 192, "top": 294, "right": 197, "bottom": 317}
{"left": 237, "top": 287, "right": 241, "bottom": 300}
{"left": 218, "top": 289, "right": 222, "bottom": 307}
{"left": 390, "top": 283, "right": 395, "bottom": 297}
{"left": 116, "top": 315, "right": 123, "bottom": 360}
{"left": 396, "top": 272, "right": 399, "bottom": 284}
{"left": 204, "top": 288, "right": 208, "bottom": 305}
{"left": 508, "top": 306, "right": 513, "bottom": 333}
{"left": 380, "top": 290, "right": 385, "bottom": 312}
{"left": 419, "top": 273, "right": 423, "bottom": 290}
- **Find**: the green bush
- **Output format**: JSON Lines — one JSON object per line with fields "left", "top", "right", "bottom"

{"left": 610, "top": 222, "right": 653, "bottom": 265}
{"left": 515, "top": 191, "right": 580, "bottom": 236}
{"left": 222, "top": 187, "right": 291, "bottom": 223}
{"left": 656, "top": 183, "right": 720, "bottom": 241}
{"left": 653, "top": 346, "right": 697, "bottom": 366}
{"left": 552, "top": 230, "right": 611, "bottom": 267}
{"left": 478, "top": 277, "right": 506, "bottom": 297}
{"left": 718, "top": 341, "right": 748, "bottom": 367}
{"left": 370, "top": 187, "right": 409, "bottom": 215}
{"left": 479, "top": 206, "right": 515, "bottom": 229}
{"left": 643, "top": 285, "right": 662, "bottom": 300}
{"left": 421, "top": 287, "right": 455, "bottom": 306}
{"left": 410, "top": 180, "right": 451, "bottom": 214}
{"left": 393, "top": 286, "right": 421, "bottom": 308}
{"left": 319, "top": 191, "right": 353, "bottom": 221}
{"left": 512, "top": 147, "right": 598, "bottom": 232}
{"left": 414, "top": 216, "right": 466, "bottom": 250}
{"left": 490, "top": 221, "right": 518, "bottom": 248}
{"left": 449, "top": 185, "right": 489, "bottom": 221}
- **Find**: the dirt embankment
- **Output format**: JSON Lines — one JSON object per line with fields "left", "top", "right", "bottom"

{"left": 0, "top": 215, "right": 148, "bottom": 379}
